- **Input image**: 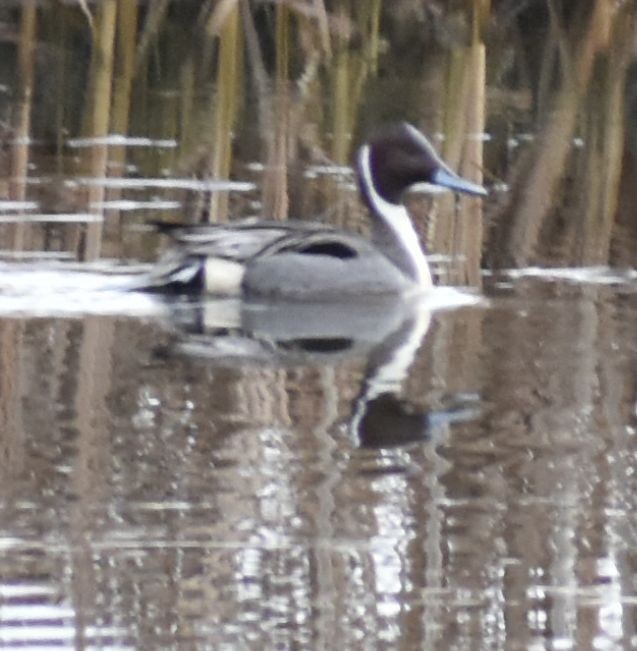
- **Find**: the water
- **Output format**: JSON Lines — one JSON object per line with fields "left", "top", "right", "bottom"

{"left": 2, "top": 2, "right": 637, "bottom": 649}
{"left": 1, "top": 271, "right": 637, "bottom": 649}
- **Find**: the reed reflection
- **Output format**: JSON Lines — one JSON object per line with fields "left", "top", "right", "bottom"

{"left": 488, "top": 1, "right": 636, "bottom": 269}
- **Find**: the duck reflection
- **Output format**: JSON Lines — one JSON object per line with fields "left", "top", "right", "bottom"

{"left": 164, "top": 292, "right": 480, "bottom": 448}
{"left": 350, "top": 304, "right": 479, "bottom": 447}
{"left": 356, "top": 392, "right": 480, "bottom": 448}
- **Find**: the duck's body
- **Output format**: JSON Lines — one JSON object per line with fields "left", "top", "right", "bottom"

{"left": 142, "top": 123, "right": 486, "bottom": 299}
{"left": 149, "top": 218, "right": 416, "bottom": 298}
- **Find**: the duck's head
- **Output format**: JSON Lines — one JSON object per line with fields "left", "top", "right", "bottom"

{"left": 357, "top": 122, "right": 487, "bottom": 207}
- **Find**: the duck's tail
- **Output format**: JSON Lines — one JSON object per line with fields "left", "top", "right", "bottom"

{"left": 131, "top": 252, "right": 205, "bottom": 294}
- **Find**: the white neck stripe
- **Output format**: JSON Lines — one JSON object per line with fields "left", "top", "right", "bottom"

{"left": 358, "top": 145, "right": 431, "bottom": 287}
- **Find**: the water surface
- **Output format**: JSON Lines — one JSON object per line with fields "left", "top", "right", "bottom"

{"left": 1, "top": 271, "right": 637, "bottom": 649}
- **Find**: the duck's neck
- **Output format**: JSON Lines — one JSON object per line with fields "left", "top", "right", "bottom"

{"left": 357, "top": 145, "right": 432, "bottom": 287}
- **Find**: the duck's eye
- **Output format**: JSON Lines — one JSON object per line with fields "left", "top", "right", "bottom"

{"left": 298, "top": 242, "right": 358, "bottom": 259}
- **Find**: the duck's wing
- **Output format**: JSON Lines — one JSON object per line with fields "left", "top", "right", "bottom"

{"left": 156, "top": 218, "right": 373, "bottom": 262}
{"left": 140, "top": 219, "right": 375, "bottom": 294}
{"left": 255, "top": 228, "right": 372, "bottom": 260}
{"left": 155, "top": 218, "right": 335, "bottom": 262}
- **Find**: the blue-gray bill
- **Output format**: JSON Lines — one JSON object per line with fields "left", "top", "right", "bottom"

{"left": 432, "top": 167, "right": 488, "bottom": 197}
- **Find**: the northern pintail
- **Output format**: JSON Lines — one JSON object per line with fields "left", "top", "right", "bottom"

{"left": 142, "top": 123, "right": 487, "bottom": 299}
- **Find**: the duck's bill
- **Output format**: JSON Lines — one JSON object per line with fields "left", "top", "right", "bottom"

{"left": 432, "top": 167, "right": 488, "bottom": 197}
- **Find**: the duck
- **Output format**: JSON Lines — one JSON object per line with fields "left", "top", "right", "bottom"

{"left": 141, "top": 122, "right": 487, "bottom": 299}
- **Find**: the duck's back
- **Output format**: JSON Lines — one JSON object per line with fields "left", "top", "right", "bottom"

{"left": 153, "top": 218, "right": 324, "bottom": 261}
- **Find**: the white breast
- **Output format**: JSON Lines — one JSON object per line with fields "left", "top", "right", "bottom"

{"left": 358, "top": 146, "right": 431, "bottom": 287}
